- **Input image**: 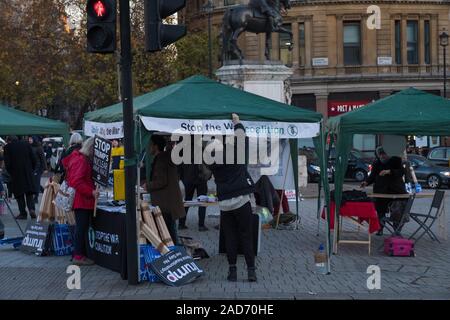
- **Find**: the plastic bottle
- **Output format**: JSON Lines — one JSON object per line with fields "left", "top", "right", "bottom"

{"left": 314, "top": 244, "right": 328, "bottom": 275}
{"left": 415, "top": 183, "right": 422, "bottom": 193}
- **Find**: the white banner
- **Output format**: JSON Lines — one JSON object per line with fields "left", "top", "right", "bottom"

{"left": 140, "top": 116, "right": 320, "bottom": 139}
{"left": 84, "top": 121, "right": 124, "bottom": 139}
{"left": 247, "top": 139, "right": 296, "bottom": 190}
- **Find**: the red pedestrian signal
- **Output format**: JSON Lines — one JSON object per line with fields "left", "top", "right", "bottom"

{"left": 87, "top": 0, "right": 116, "bottom": 53}
{"left": 93, "top": 1, "right": 107, "bottom": 18}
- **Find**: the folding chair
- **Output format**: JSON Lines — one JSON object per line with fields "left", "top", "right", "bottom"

{"left": 384, "top": 195, "right": 415, "bottom": 236}
{"left": 408, "top": 190, "right": 445, "bottom": 243}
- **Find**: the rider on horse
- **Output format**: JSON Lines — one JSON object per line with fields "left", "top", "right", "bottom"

{"left": 249, "top": 0, "right": 282, "bottom": 31}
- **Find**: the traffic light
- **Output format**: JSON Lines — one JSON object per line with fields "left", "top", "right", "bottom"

{"left": 144, "top": 0, "right": 187, "bottom": 52}
{"left": 86, "top": 0, "right": 116, "bottom": 53}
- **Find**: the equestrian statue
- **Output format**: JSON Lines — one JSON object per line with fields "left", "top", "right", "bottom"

{"left": 222, "top": 0, "right": 293, "bottom": 64}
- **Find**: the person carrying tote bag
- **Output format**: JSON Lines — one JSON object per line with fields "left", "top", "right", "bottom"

{"left": 62, "top": 137, "right": 99, "bottom": 266}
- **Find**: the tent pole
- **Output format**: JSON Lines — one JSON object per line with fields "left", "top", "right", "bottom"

{"left": 320, "top": 122, "right": 331, "bottom": 274}
{"left": 316, "top": 174, "right": 322, "bottom": 236}
{"left": 275, "top": 150, "right": 291, "bottom": 229}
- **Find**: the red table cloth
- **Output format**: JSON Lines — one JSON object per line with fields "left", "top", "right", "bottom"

{"left": 321, "top": 201, "right": 381, "bottom": 234}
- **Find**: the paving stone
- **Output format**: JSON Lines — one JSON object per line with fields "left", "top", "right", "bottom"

{"left": 1, "top": 190, "right": 449, "bottom": 299}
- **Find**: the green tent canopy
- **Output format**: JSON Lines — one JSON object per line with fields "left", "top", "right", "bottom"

{"left": 326, "top": 88, "right": 450, "bottom": 252}
{"left": 84, "top": 75, "right": 322, "bottom": 123}
{"left": 0, "top": 103, "right": 69, "bottom": 141}
{"left": 84, "top": 73, "right": 326, "bottom": 237}
{"left": 328, "top": 87, "right": 450, "bottom": 136}
{"left": 84, "top": 74, "right": 331, "bottom": 272}
{"left": 84, "top": 74, "right": 324, "bottom": 200}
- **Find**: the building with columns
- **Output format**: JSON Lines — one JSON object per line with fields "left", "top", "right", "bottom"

{"left": 185, "top": 0, "right": 450, "bottom": 149}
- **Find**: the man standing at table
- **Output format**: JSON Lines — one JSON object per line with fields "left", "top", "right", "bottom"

{"left": 361, "top": 147, "right": 407, "bottom": 235}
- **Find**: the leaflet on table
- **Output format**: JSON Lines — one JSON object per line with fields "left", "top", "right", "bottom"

{"left": 96, "top": 205, "right": 126, "bottom": 214}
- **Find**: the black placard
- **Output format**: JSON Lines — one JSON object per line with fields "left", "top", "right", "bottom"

{"left": 20, "top": 221, "right": 51, "bottom": 255}
{"left": 150, "top": 247, "right": 204, "bottom": 286}
{"left": 92, "top": 135, "right": 112, "bottom": 186}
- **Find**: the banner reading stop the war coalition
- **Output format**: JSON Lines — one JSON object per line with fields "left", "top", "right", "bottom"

{"left": 140, "top": 116, "right": 320, "bottom": 138}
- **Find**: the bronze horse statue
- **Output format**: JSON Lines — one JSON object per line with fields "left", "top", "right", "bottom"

{"left": 222, "top": 0, "right": 293, "bottom": 64}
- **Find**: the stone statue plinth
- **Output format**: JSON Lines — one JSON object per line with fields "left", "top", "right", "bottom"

{"left": 216, "top": 60, "right": 293, "bottom": 104}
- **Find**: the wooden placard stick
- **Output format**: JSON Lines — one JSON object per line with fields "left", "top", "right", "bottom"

{"left": 141, "top": 202, "right": 159, "bottom": 235}
{"left": 93, "top": 184, "right": 99, "bottom": 217}
{"left": 38, "top": 181, "right": 51, "bottom": 222}
{"left": 153, "top": 206, "right": 174, "bottom": 247}
{"left": 141, "top": 223, "right": 169, "bottom": 254}
{"left": 139, "top": 231, "right": 147, "bottom": 244}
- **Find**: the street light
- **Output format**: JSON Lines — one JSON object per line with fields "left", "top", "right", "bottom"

{"left": 203, "top": 0, "right": 214, "bottom": 78}
{"left": 439, "top": 31, "right": 449, "bottom": 98}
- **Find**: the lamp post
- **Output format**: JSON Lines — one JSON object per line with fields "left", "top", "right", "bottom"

{"left": 203, "top": 0, "right": 214, "bottom": 78}
{"left": 439, "top": 31, "right": 449, "bottom": 98}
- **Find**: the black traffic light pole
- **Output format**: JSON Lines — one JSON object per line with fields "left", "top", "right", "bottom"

{"left": 119, "top": 0, "right": 139, "bottom": 285}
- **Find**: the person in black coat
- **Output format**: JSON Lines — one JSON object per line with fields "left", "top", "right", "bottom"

{"left": 29, "top": 136, "right": 47, "bottom": 203}
{"left": 361, "top": 147, "right": 407, "bottom": 235}
{"left": 4, "top": 136, "right": 37, "bottom": 219}
{"left": 208, "top": 113, "right": 257, "bottom": 282}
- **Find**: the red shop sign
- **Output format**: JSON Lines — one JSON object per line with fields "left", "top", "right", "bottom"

{"left": 328, "top": 100, "right": 372, "bottom": 117}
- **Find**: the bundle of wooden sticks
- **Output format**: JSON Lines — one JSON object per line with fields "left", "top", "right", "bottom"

{"left": 140, "top": 201, "right": 174, "bottom": 254}
{"left": 38, "top": 179, "right": 75, "bottom": 225}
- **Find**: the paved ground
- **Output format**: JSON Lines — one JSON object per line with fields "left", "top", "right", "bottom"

{"left": 1, "top": 184, "right": 449, "bottom": 300}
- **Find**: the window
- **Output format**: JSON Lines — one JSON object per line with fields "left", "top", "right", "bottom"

{"left": 299, "top": 23, "right": 305, "bottom": 66}
{"left": 279, "top": 23, "right": 292, "bottom": 66}
{"left": 407, "top": 21, "right": 418, "bottom": 64}
{"left": 344, "top": 22, "right": 361, "bottom": 65}
{"left": 424, "top": 20, "right": 430, "bottom": 64}
{"left": 395, "top": 20, "right": 401, "bottom": 64}
{"left": 429, "top": 148, "right": 447, "bottom": 160}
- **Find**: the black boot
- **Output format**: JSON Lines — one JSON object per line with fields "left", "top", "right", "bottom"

{"left": 248, "top": 267, "right": 257, "bottom": 282}
{"left": 227, "top": 265, "right": 237, "bottom": 282}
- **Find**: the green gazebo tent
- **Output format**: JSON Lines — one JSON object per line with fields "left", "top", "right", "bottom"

{"left": 0, "top": 103, "right": 69, "bottom": 141}
{"left": 84, "top": 75, "right": 321, "bottom": 123}
{"left": 84, "top": 75, "right": 323, "bottom": 154}
{"left": 84, "top": 75, "right": 327, "bottom": 244}
{"left": 326, "top": 87, "right": 450, "bottom": 251}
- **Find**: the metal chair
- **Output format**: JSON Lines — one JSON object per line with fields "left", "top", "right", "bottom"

{"left": 383, "top": 195, "right": 415, "bottom": 236}
{"left": 408, "top": 190, "right": 445, "bottom": 243}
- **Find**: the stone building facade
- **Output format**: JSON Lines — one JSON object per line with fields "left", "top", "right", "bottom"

{"left": 185, "top": 0, "right": 450, "bottom": 149}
